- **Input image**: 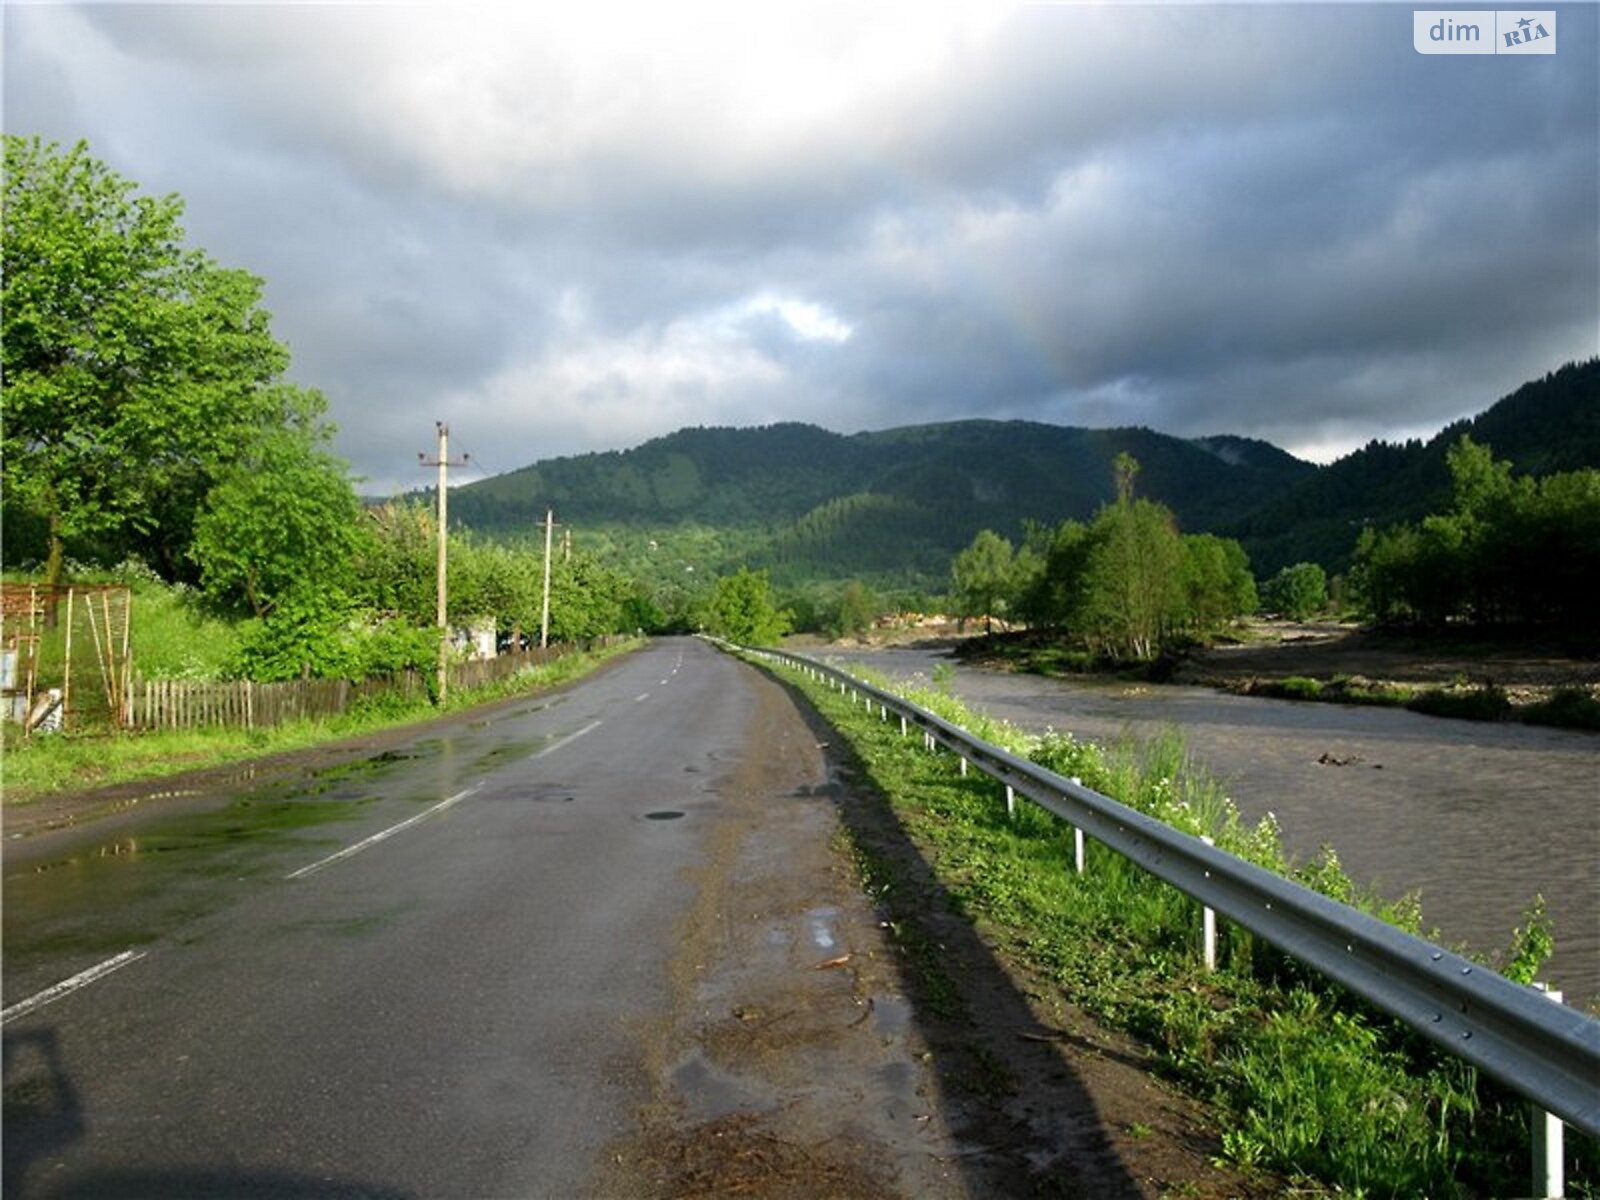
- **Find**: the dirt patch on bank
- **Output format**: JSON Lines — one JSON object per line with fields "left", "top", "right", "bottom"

{"left": 1172, "top": 621, "right": 1600, "bottom": 703}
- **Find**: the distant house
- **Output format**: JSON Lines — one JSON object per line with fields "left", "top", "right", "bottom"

{"left": 453, "top": 617, "right": 497, "bottom": 660}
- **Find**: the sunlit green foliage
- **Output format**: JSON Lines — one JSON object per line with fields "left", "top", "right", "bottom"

{"left": 1260, "top": 561, "right": 1328, "bottom": 619}
{"left": 2, "top": 136, "right": 307, "bottom": 587}
{"left": 700, "top": 567, "right": 791, "bottom": 644}
{"left": 765, "top": 655, "right": 1584, "bottom": 1197}
{"left": 980, "top": 459, "right": 1258, "bottom": 659}
{"left": 949, "top": 529, "right": 1015, "bottom": 632}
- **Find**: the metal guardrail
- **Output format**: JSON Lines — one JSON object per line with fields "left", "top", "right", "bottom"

{"left": 716, "top": 639, "right": 1600, "bottom": 1140}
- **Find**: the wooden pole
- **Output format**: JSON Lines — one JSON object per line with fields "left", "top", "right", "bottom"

{"left": 120, "top": 590, "right": 132, "bottom": 728}
{"left": 436, "top": 422, "right": 449, "bottom": 702}
{"left": 418, "top": 422, "right": 468, "bottom": 704}
{"left": 540, "top": 508, "right": 554, "bottom": 649}
{"left": 62, "top": 587, "right": 75, "bottom": 730}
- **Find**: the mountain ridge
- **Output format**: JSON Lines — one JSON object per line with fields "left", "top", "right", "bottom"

{"left": 441, "top": 358, "right": 1598, "bottom": 588}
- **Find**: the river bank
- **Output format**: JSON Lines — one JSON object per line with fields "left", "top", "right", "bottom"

{"left": 807, "top": 636, "right": 1600, "bottom": 1011}
{"left": 950, "top": 620, "right": 1600, "bottom": 730}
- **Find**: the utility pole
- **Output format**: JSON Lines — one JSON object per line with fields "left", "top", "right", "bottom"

{"left": 419, "top": 422, "right": 469, "bottom": 702}
{"left": 540, "top": 509, "right": 555, "bottom": 648}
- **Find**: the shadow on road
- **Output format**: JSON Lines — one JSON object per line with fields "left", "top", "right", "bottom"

{"left": 4, "top": 1025, "right": 415, "bottom": 1200}
{"left": 4, "top": 1026, "right": 85, "bottom": 1192}
{"left": 776, "top": 678, "right": 1153, "bottom": 1199}
{"left": 32, "top": 1170, "right": 416, "bottom": 1199}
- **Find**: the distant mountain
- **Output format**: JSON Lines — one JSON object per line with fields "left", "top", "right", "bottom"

{"left": 446, "top": 419, "right": 1317, "bottom": 587}
{"left": 443, "top": 359, "right": 1597, "bottom": 590}
{"left": 1226, "top": 358, "right": 1600, "bottom": 575}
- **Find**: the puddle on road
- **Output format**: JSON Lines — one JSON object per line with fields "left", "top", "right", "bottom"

{"left": 3, "top": 791, "right": 396, "bottom": 987}
{"left": 671, "top": 1053, "right": 776, "bottom": 1122}
{"left": 804, "top": 906, "right": 841, "bottom": 952}
{"left": 870, "top": 994, "right": 913, "bottom": 1038}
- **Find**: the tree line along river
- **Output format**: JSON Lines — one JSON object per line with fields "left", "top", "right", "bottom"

{"left": 834, "top": 647, "right": 1600, "bottom": 1011}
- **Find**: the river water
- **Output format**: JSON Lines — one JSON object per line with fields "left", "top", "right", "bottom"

{"left": 828, "top": 646, "right": 1600, "bottom": 1010}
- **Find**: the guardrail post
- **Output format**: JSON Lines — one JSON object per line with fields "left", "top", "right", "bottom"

{"left": 1532, "top": 984, "right": 1565, "bottom": 1199}
{"left": 900, "top": 715, "right": 907, "bottom": 737}
{"left": 960, "top": 756, "right": 968, "bottom": 777}
{"left": 1067, "top": 778, "right": 1087, "bottom": 874}
{"left": 1005, "top": 784, "right": 1015, "bottom": 819}
{"left": 1200, "top": 836, "right": 1218, "bottom": 971}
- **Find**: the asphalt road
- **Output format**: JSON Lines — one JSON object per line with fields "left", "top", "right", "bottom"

{"left": 3, "top": 638, "right": 944, "bottom": 1199}
{"left": 4, "top": 638, "right": 1272, "bottom": 1200}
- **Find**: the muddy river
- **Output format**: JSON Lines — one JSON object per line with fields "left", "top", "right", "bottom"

{"left": 829, "top": 646, "right": 1600, "bottom": 1010}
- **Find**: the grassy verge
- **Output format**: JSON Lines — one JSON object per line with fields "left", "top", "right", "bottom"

{"left": 758, "top": 655, "right": 1597, "bottom": 1198}
{"left": 1, "top": 639, "right": 642, "bottom": 803}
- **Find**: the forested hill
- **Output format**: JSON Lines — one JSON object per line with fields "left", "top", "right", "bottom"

{"left": 443, "top": 359, "right": 1596, "bottom": 588}
{"left": 1225, "top": 358, "right": 1600, "bottom": 575}
{"left": 445, "top": 420, "right": 1315, "bottom": 584}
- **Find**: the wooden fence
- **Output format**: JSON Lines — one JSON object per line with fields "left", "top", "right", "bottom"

{"left": 126, "top": 637, "right": 621, "bottom": 733}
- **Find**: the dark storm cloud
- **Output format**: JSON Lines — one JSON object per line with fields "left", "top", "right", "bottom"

{"left": 4, "top": 3, "right": 1595, "bottom": 484}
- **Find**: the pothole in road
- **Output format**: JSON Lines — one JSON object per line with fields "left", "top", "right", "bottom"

{"left": 644, "top": 810, "right": 685, "bottom": 821}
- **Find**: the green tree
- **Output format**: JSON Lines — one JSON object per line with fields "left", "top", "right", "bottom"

{"left": 702, "top": 567, "right": 791, "bottom": 645}
{"left": 1261, "top": 562, "right": 1329, "bottom": 620}
{"left": 189, "top": 392, "right": 365, "bottom": 618}
{"left": 1180, "top": 533, "right": 1258, "bottom": 634}
{"left": 951, "top": 529, "right": 1014, "bottom": 633}
{"left": 2, "top": 137, "right": 292, "bottom": 587}
{"left": 1077, "top": 499, "right": 1185, "bottom": 659}
{"left": 1350, "top": 439, "right": 1600, "bottom": 631}
{"left": 834, "top": 579, "right": 878, "bottom": 637}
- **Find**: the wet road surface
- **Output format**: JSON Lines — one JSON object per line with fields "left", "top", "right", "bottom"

{"left": 3, "top": 637, "right": 1289, "bottom": 1200}
{"left": 6, "top": 640, "right": 980, "bottom": 1199}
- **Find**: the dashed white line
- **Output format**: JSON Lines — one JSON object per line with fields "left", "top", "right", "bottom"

{"left": 531, "top": 719, "right": 602, "bottom": 759}
{"left": 635, "top": 692, "right": 651, "bottom": 702}
{"left": 286, "top": 783, "right": 484, "bottom": 881}
{"left": 3, "top": 950, "right": 147, "bottom": 1026}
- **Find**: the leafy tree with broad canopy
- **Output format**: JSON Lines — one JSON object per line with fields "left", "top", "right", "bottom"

{"left": 702, "top": 567, "right": 792, "bottom": 645}
{"left": 951, "top": 529, "right": 1015, "bottom": 633}
{"left": 1261, "top": 561, "right": 1328, "bottom": 620}
{"left": 1, "top": 136, "right": 310, "bottom": 587}
{"left": 189, "top": 389, "right": 366, "bottom": 618}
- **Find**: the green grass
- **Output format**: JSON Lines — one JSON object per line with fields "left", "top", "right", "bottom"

{"left": 762, "top": 656, "right": 1597, "bottom": 1198}
{"left": 1522, "top": 686, "right": 1600, "bottom": 731}
{"left": 4, "top": 569, "right": 242, "bottom": 687}
{"left": 1, "top": 639, "right": 641, "bottom": 803}
{"left": 1242, "top": 674, "right": 1600, "bottom": 731}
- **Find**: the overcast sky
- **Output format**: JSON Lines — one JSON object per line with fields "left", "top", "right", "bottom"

{"left": 6, "top": 2, "right": 1597, "bottom": 493}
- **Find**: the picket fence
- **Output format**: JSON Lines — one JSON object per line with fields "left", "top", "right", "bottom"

{"left": 127, "top": 639, "right": 616, "bottom": 732}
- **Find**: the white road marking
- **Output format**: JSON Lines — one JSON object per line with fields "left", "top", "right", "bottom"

{"left": 531, "top": 719, "right": 602, "bottom": 759}
{"left": 286, "top": 783, "right": 485, "bottom": 881}
{"left": 635, "top": 692, "right": 651, "bottom": 702}
{"left": 3, "top": 950, "right": 147, "bottom": 1026}
{"left": 659, "top": 678, "right": 670, "bottom": 685}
